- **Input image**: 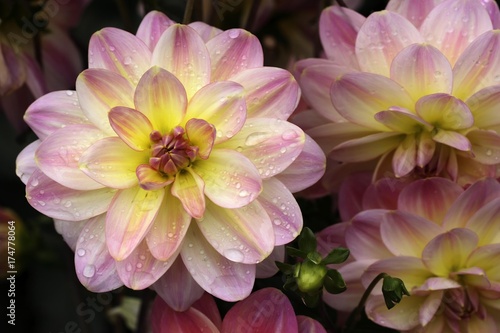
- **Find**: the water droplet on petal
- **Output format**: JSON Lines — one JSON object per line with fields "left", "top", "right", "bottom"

{"left": 77, "top": 249, "right": 86, "bottom": 257}
{"left": 486, "top": 149, "right": 492, "bottom": 156}
{"left": 66, "top": 90, "right": 74, "bottom": 96}
{"left": 282, "top": 130, "right": 299, "bottom": 141}
{"left": 228, "top": 29, "right": 240, "bottom": 39}
{"left": 31, "top": 178, "right": 39, "bottom": 187}
{"left": 109, "top": 46, "right": 116, "bottom": 52}
{"left": 224, "top": 248, "right": 244, "bottom": 263}
{"left": 124, "top": 56, "right": 132, "bottom": 65}
{"left": 126, "top": 263, "right": 133, "bottom": 272}
{"left": 238, "top": 190, "right": 250, "bottom": 197}
{"left": 83, "top": 265, "right": 96, "bottom": 278}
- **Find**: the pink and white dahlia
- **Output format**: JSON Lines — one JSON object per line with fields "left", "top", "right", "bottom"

{"left": 16, "top": 11, "right": 325, "bottom": 302}
{"left": 296, "top": 0, "right": 500, "bottom": 189}
{"left": 319, "top": 177, "right": 500, "bottom": 332}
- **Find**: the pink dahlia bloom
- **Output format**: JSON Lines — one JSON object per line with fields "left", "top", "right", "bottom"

{"left": 151, "top": 288, "right": 327, "bottom": 333}
{"left": 320, "top": 177, "right": 500, "bottom": 332}
{"left": 0, "top": 0, "right": 89, "bottom": 133}
{"left": 296, "top": 0, "right": 500, "bottom": 190}
{"left": 16, "top": 11, "right": 325, "bottom": 303}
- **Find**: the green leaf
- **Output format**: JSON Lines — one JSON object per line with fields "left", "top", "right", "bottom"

{"left": 307, "top": 251, "right": 323, "bottom": 264}
{"left": 298, "top": 227, "right": 317, "bottom": 253}
{"left": 324, "top": 269, "right": 347, "bottom": 294}
{"left": 275, "top": 261, "right": 295, "bottom": 275}
{"left": 321, "top": 247, "right": 350, "bottom": 265}
{"left": 382, "top": 275, "right": 410, "bottom": 309}
{"left": 286, "top": 246, "right": 308, "bottom": 259}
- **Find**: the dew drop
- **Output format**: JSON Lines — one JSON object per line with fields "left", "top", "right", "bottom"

{"left": 224, "top": 248, "right": 245, "bottom": 263}
{"left": 486, "top": 149, "right": 492, "bottom": 156}
{"left": 282, "top": 130, "right": 299, "bottom": 141}
{"left": 124, "top": 56, "right": 132, "bottom": 65}
{"left": 188, "top": 243, "right": 194, "bottom": 248}
{"left": 139, "top": 255, "right": 146, "bottom": 260}
{"left": 83, "top": 265, "right": 96, "bottom": 278}
{"left": 66, "top": 90, "right": 74, "bottom": 96}
{"left": 109, "top": 46, "right": 116, "bottom": 52}
{"left": 273, "top": 218, "right": 282, "bottom": 226}
{"left": 31, "top": 178, "right": 39, "bottom": 187}
{"left": 238, "top": 190, "right": 250, "bottom": 197}
{"left": 126, "top": 263, "right": 133, "bottom": 272}
{"left": 64, "top": 201, "right": 72, "bottom": 208}
{"left": 235, "top": 182, "right": 241, "bottom": 189}
{"left": 167, "top": 232, "right": 174, "bottom": 238}
{"left": 136, "top": 263, "right": 143, "bottom": 269}
{"left": 77, "top": 249, "right": 86, "bottom": 257}
{"left": 228, "top": 29, "right": 240, "bottom": 39}
{"left": 280, "top": 147, "right": 287, "bottom": 154}
{"left": 245, "top": 132, "right": 269, "bottom": 146}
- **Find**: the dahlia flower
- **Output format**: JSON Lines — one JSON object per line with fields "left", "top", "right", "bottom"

{"left": 15, "top": 11, "right": 325, "bottom": 302}
{"left": 319, "top": 177, "right": 500, "bottom": 332}
{"left": 296, "top": 0, "right": 500, "bottom": 189}
{"left": 0, "top": 0, "right": 89, "bottom": 132}
{"left": 151, "top": 288, "right": 327, "bottom": 333}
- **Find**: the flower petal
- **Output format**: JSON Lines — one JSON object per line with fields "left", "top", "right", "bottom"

{"left": 74, "top": 214, "right": 123, "bottom": 292}
{"left": 217, "top": 118, "right": 305, "bottom": 178}
{"left": 362, "top": 257, "right": 432, "bottom": 294}
{"left": 256, "top": 178, "right": 302, "bottom": 245}
{"left": 106, "top": 186, "right": 164, "bottom": 260}
{"left": 355, "top": 10, "right": 423, "bottom": 76}
{"left": 24, "top": 90, "right": 90, "bottom": 140}
{"left": 381, "top": 210, "right": 443, "bottom": 257}
{"left": 152, "top": 256, "right": 204, "bottom": 311}
{"left": 16, "top": 140, "right": 40, "bottom": 185}
{"left": 297, "top": 316, "right": 327, "bottom": 333}
{"left": 443, "top": 178, "right": 500, "bottom": 229}
{"left": 297, "top": 61, "right": 353, "bottom": 122}
{"left": 152, "top": 24, "right": 210, "bottom": 99}
{"left": 26, "top": 169, "right": 116, "bottom": 221}
{"left": 206, "top": 29, "right": 263, "bottom": 81}
{"left": 422, "top": 228, "right": 479, "bottom": 276}
{"left": 88, "top": 27, "right": 151, "bottom": 83}
{"left": 184, "top": 118, "right": 216, "bottom": 159}
{"left": 420, "top": 0, "right": 492, "bottom": 66}
{"left": 108, "top": 106, "right": 154, "bottom": 151}
{"left": 275, "top": 134, "right": 326, "bottom": 193}
{"left": 466, "top": 243, "right": 500, "bottom": 281}
{"left": 465, "top": 197, "right": 500, "bottom": 246}
{"left": 331, "top": 72, "right": 414, "bottom": 130}
{"left": 151, "top": 296, "right": 220, "bottom": 333}
{"left": 366, "top": 294, "right": 425, "bottom": 331}
{"left": 188, "top": 21, "right": 222, "bottom": 42}
{"left": 398, "top": 178, "right": 464, "bottom": 224}
{"left": 221, "top": 288, "right": 298, "bottom": 333}
{"left": 453, "top": 30, "right": 500, "bottom": 100}
{"left": 171, "top": 168, "right": 205, "bottom": 219}
{"left": 362, "top": 176, "right": 412, "bottom": 210}
{"left": 54, "top": 219, "right": 87, "bottom": 251}
{"left": 320, "top": 6, "right": 365, "bottom": 69}
{"left": 338, "top": 172, "right": 372, "bottom": 221}
{"left": 115, "top": 240, "right": 175, "bottom": 289}
{"left": 415, "top": 93, "right": 473, "bottom": 130}
{"left": 346, "top": 210, "right": 394, "bottom": 260}
{"left": 390, "top": 44, "right": 453, "bottom": 101}
{"left": 34, "top": 124, "right": 108, "bottom": 190}
{"left": 323, "top": 260, "right": 374, "bottom": 312}
{"left": 331, "top": 132, "right": 404, "bottom": 162}
{"left": 191, "top": 293, "right": 222, "bottom": 330}
{"left": 392, "top": 134, "right": 418, "bottom": 177}
{"left": 197, "top": 199, "right": 274, "bottom": 264}
{"left": 136, "top": 10, "right": 175, "bottom": 50}
{"left": 375, "top": 109, "right": 432, "bottom": 133}
{"left": 255, "top": 245, "right": 284, "bottom": 279}
{"left": 184, "top": 81, "right": 245, "bottom": 145}
{"left": 230, "top": 67, "right": 300, "bottom": 120}
{"left": 136, "top": 165, "right": 173, "bottom": 191}
{"left": 466, "top": 85, "right": 500, "bottom": 131}
{"left": 134, "top": 66, "right": 188, "bottom": 134}
{"left": 467, "top": 129, "right": 500, "bottom": 164}
{"left": 79, "top": 137, "right": 148, "bottom": 189}
{"left": 386, "top": 0, "right": 444, "bottom": 29}
{"left": 181, "top": 223, "right": 256, "bottom": 301}
{"left": 192, "top": 148, "right": 261, "bottom": 209}
{"left": 76, "top": 68, "right": 135, "bottom": 134}
{"left": 433, "top": 129, "right": 472, "bottom": 151}
{"left": 146, "top": 190, "right": 191, "bottom": 260}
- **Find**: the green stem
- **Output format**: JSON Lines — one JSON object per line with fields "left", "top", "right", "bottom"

{"left": 343, "top": 273, "right": 388, "bottom": 333}
{"left": 183, "top": 0, "right": 195, "bottom": 24}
